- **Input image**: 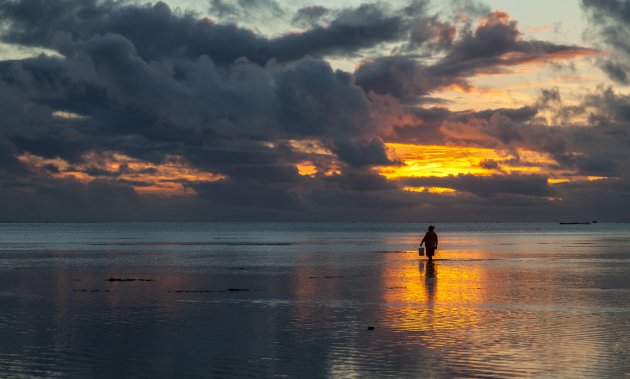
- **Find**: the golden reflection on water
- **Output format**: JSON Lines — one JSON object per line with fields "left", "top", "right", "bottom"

{"left": 381, "top": 252, "right": 487, "bottom": 348}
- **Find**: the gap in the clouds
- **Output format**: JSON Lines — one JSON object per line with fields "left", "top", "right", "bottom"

{"left": 433, "top": 56, "right": 599, "bottom": 112}
{"left": 0, "top": 42, "right": 61, "bottom": 61}
{"left": 379, "top": 143, "right": 609, "bottom": 190}
{"left": 380, "top": 143, "right": 553, "bottom": 178}
{"left": 402, "top": 185, "right": 457, "bottom": 194}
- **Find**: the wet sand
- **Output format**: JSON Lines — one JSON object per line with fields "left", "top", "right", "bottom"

{"left": 0, "top": 223, "right": 629, "bottom": 378}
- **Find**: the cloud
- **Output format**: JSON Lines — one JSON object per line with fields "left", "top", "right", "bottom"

{"left": 0, "top": 0, "right": 627, "bottom": 221}
{"left": 292, "top": 6, "right": 329, "bottom": 28}
{"left": 582, "top": 0, "right": 630, "bottom": 83}
{"left": 0, "top": 36, "right": 392, "bottom": 169}
{"left": 429, "top": 11, "right": 596, "bottom": 78}
{"left": 355, "top": 11, "right": 594, "bottom": 102}
{"left": 402, "top": 173, "right": 555, "bottom": 197}
{"left": 0, "top": 173, "right": 142, "bottom": 221}
{"left": 434, "top": 86, "right": 630, "bottom": 179}
{"left": 355, "top": 55, "right": 459, "bottom": 102}
{"left": 0, "top": 0, "right": 406, "bottom": 64}
{"left": 0, "top": 0, "right": 403, "bottom": 222}
{"left": 209, "top": 0, "right": 285, "bottom": 22}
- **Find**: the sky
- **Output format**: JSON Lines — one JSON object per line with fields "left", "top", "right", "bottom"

{"left": 1, "top": 0, "right": 630, "bottom": 222}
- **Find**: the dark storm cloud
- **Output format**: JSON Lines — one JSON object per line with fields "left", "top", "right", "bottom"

{"left": 0, "top": 174, "right": 142, "bottom": 221}
{"left": 355, "top": 11, "right": 592, "bottom": 102}
{"left": 324, "top": 169, "right": 396, "bottom": 192}
{"left": 191, "top": 178, "right": 308, "bottom": 211}
{"left": 355, "top": 55, "right": 459, "bottom": 102}
{"left": 0, "top": 0, "right": 402, "bottom": 171}
{"left": 0, "top": 0, "right": 401, "bottom": 223}
{"left": 379, "top": 103, "right": 539, "bottom": 147}
{"left": 1, "top": 36, "right": 392, "bottom": 169}
{"left": 0, "top": 137, "right": 23, "bottom": 173}
{"left": 272, "top": 4, "right": 405, "bottom": 61}
{"left": 222, "top": 164, "right": 302, "bottom": 184}
{"left": 403, "top": 173, "right": 555, "bottom": 198}
{"left": 0, "top": 0, "right": 627, "bottom": 221}
{"left": 329, "top": 137, "right": 394, "bottom": 167}
{"left": 472, "top": 106, "right": 538, "bottom": 123}
{"left": 582, "top": 0, "right": 630, "bottom": 83}
{"left": 430, "top": 11, "right": 594, "bottom": 78}
{"left": 0, "top": 0, "right": 405, "bottom": 64}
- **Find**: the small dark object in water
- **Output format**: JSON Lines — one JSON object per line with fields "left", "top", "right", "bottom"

{"left": 174, "top": 290, "right": 213, "bottom": 293}
{"left": 105, "top": 278, "right": 155, "bottom": 282}
{"left": 73, "top": 288, "right": 102, "bottom": 293}
{"left": 223, "top": 288, "right": 249, "bottom": 292}
{"left": 368, "top": 326, "right": 375, "bottom": 331}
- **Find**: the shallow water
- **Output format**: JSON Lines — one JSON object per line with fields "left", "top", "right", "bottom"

{"left": 0, "top": 222, "right": 629, "bottom": 378}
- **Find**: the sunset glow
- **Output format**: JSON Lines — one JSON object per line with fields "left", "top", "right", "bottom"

{"left": 1, "top": 0, "right": 629, "bottom": 221}
{"left": 17, "top": 152, "right": 224, "bottom": 196}
{"left": 380, "top": 143, "right": 554, "bottom": 179}
{"left": 381, "top": 256, "right": 486, "bottom": 337}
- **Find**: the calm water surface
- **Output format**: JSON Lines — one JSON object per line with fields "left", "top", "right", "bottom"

{"left": 0, "top": 223, "right": 629, "bottom": 378}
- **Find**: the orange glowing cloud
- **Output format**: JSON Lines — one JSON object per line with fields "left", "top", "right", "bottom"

{"left": 526, "top": 25, "right": 553, "bottom": 34}
{"left": 444, "top": 83, "right": 505, "bottom": 95}
{"left": 497, "top": 48, "right": 598, "bottom": 66}
{"left": 403, "top": 186, "right": 457, "bottom": 194}
{"left": 17, "top": 151, "right": 224, "bottom": 196}
{"left": 464, "top": 11, "right": 599, "bottom": 76}
{"left": 478, "top": 10, "right": 511, "bottom": 28}
{"left": 287, "top": 139, "right": 341, "bottom": 177}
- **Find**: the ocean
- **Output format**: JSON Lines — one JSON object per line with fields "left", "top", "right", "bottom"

{"left": 0, "top": 222, "right": 629, "bottom": 378}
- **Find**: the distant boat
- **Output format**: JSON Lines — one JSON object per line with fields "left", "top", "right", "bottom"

{"left": 559, "top": 222, "right": 591, "bottom": 225}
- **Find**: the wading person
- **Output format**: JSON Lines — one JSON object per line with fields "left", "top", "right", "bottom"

{"left": 420, "top": 226, "right": 438, "bottom": 262}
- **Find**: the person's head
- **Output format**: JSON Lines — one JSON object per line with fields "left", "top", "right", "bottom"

{"left": 428, "top": 225, "right": 435, "bottom": 231}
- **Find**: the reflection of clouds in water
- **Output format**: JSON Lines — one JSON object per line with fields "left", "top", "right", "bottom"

{"left": 376, "top": 252, "right": 627, "bottom": 376}
{"left": 381, "top": 254, "right": 486, "bottom": 346}
{"left": 422, "top": 261, "right": 437, "bottom": 305}
{"left": 2, "top": 223, "right": 629, "bottom": 378}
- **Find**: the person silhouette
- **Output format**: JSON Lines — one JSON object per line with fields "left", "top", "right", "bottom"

{"left": 420, "top": 225, "right": 438, "bottom": 262}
